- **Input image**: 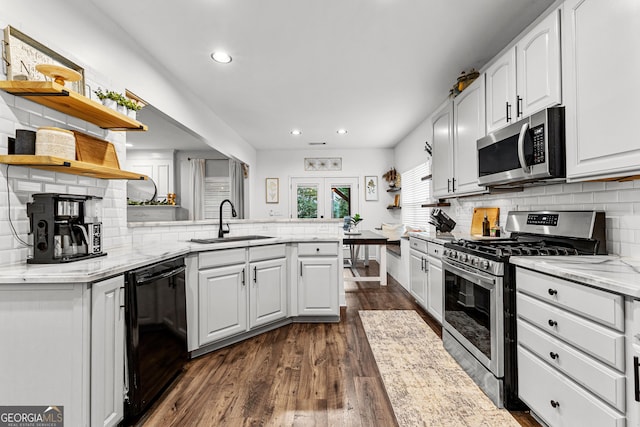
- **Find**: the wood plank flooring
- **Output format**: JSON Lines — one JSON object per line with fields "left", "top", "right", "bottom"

{"left": 134, "top": 262, "right": 539, "bottom": 426}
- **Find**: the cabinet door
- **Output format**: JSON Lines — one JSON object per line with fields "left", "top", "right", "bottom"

{"left": 516, "top": 9, "right": 561, "bottom": 118}
{"left": 564, "top": 0, "right": 640, "bottom": 180}
{"left": 453, "top": 75, "right": 486, "bottom": 195}
{"left": 91, "top": 276, "right": 125, "bottom": 427}
{"left": 198, "top": 264, "right": 247, "bottom": 345}
{"left": 486, "top": 48, "right": 516, "bottom": 133}
{"left": 427, "top": 256, "right": 443, "bottom": 324}
{"left": 432, "top": 101, "right": 454, "bottom": 198}
{"left": 409, "top": 250, "right": 427, "bottom": 307}
{"left": 250, "top": 257, "right": 287, "bottom": 328}
{"left": 298, "top": 257, "right": 338, "bottom": 316}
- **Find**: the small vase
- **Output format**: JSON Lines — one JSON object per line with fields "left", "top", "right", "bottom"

{"left": 116, "top": 104, "right": 127, "bottom": 115}
{"left": 127, "top": 109, "right": 137, "bottom": 120}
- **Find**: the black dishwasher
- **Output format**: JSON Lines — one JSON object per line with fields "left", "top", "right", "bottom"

{"left": 124, "top": 256, "right": 187, "bottom": 421}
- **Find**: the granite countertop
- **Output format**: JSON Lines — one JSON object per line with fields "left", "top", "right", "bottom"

{"left": 408, "top": 231, "right": 456, "bottom": 245}
{"left": 0, "top": 235, "right": 341, "bottom": 284}
{"left": 510, "top": 255, "right": 640, "bottom": 298}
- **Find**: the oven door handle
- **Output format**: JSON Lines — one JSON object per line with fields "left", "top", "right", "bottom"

{"left": 517, "top": 121, "right": 531, "bottom": 174}
{"left": 443, "top": 258, "right": 496, "bottom": 290}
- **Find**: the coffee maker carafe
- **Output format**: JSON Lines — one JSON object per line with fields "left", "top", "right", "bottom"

{"left": 27, "top": 193, "right": 105, "bottom": 264}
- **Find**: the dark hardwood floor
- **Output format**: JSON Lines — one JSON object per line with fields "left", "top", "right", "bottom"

{"left": 135, "top": 262, "right": 539, "bottom": 426}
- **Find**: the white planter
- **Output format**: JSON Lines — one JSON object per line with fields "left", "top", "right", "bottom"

{"left": 116, "top": 104, "right": 127, "bottom": 115}
{"left": 127, "top": 109, "right": 137, "bottom": 120}
{"left": 102, "top": 99, "right": 117, "bottom": 110}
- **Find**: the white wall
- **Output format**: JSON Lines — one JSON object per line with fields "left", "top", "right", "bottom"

{"left": 253, "top": 148, "right": 399, "bottom": 231}
{"left": 395, "top": 114, "right": 433, "bottom": 175}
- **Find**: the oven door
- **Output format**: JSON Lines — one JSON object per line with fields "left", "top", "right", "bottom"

{"left": 442, "top": 257, "right": 504, "bottom": 377}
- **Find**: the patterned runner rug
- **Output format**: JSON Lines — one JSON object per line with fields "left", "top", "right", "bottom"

{"left": 359, "top": 310, "right": 520, "bottom": 426}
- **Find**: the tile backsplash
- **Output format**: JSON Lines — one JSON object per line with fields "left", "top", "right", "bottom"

{"left": 446, "top": 180, "right": 640, "bottom": 257}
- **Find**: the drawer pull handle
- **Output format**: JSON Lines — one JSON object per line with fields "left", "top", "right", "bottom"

{"left": 548, "top": 319, "right": 558, "bottom": 327}
{"left": 316, "top": 247, "right": 320, "bottom": 252}
{"left": 634, "top": 356, "right": 640, "bottom": 402}
{"left": 550, "top": 400, "right": 560, "bottom": 409}
{"left": 549, "top": 352, "right": 559, "bottom": 360}
{"left": 548, "top": 288, "right": 558, "bottom": 296}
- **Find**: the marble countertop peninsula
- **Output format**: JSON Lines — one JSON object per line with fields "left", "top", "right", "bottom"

{"left": 510, "top": 255, "right": 640, "bottom": 298}
{"left": 0, "top": 235, "right": 341, "bottom": 284}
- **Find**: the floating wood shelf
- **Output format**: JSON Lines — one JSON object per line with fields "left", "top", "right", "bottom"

{"left": 386, "top": 187, "right": 401, "bottom": 192}
{"left": 421, "top": 174, "right": 432, "bottom": 181}
{"left": 421, "top": 202, "right": 451, "bottom": 207}
{"left": 387, "top": 206, "right": 401, "bottom": 210}
{"left": 0, "top": 81, "right": 148, "bottom": 131}
{"left": 0, "top": 155, "right": 148, "bottom": 180}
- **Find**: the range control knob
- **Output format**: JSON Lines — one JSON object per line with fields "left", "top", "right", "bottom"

{"left": 443, "top": 249, "right": 448, "bottom": 256}
{"left": 461, "top": 254, "right": 468, "bottom": 262}
{"left": 471, "top": 257, "right": 479, "bottom": 267}
{"left": 480, "top": 260, "right": 490, "bottom": 270}
{"left": 452, "top": 251, "right": 458, "bottom": 259}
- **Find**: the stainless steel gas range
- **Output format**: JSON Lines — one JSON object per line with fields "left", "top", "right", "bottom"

{"left": 441, "top": 210, "right": 607, "bottom": 409}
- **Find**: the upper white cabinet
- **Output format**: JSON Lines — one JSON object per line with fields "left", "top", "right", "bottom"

{"left": 485, "top": 9, "right": 561, "bottom": 133}
{"left": 563, "top": 0, "right": 640, "bottom": 181}
{"left": 431, "top": 100, "right": 454, "bottom": 198}
{"left": 433, "top": 76, "right": 487, "bottom": 198}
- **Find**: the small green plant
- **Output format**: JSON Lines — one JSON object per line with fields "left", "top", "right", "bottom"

{"left": 94, "top": 88, "right": 142, "bottom": 110}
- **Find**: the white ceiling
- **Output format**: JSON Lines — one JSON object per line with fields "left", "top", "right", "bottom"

{"left": 89, "top": 0, "right": 555, "bottom": 152}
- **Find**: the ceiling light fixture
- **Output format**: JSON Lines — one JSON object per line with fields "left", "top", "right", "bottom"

{"left": 337, "top": 129, "right": 347, "bottom": 135}
{"left": 308, "top": 142, "right": 327, "bottom": 146}
{"left": 126, "top": 143, "right": 133, "bottom": 148}
{"left": 211, "top": 51, "right": 232, "bottom": 64}
{"left": 290, "top": 129, "right": 302, "bottom": 136}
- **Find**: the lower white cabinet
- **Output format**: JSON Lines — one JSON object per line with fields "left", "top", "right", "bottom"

{"left": 91, "top": 276, "right": 125, "bottom": 427}
{"left": 0, "top": 276, "right": 125, "bottom": 427}
{"left": 198, "top": 263, "right": 248, "bottom": 345}
{"left": 297, "top": 242, "right": 339, "bottom": 316}
{"left": 197, "top": 244, "right": 288, "bottom": 346}
{"left": 516, "top": 267, "right": 626, "bottom": 427}
{"left": 409, "top": 248, "right": 427, "bottom": 307}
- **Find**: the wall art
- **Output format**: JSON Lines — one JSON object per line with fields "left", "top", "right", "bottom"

{"left": 304, "top": 157, "right": 342, "bottom": 171}
{"left": 3, "top": 25, "right": 85, "bottom": 95}
{"left": 365, "top": 175, "right": 378, "bottom": 201}
{"left": 266, "top": 177, "right": 279, "bottom": 203}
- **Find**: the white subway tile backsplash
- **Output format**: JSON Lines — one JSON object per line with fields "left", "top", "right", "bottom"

{"left": 606, "top": 181, "right": 635, "bottom": 190}
{"left": 14, "top": 180, "right": 42, "bottom": 193}
{"left": 581, "top": 182, "right": 607, "bottom": 192}
{"left": 42, "top": 107, "right": 67, "bottom": 124}
{"left": 54, "top": 173, "right": 78, "bottom": 184}
{"left": 594, "top": 191, "right": 618, "bottom": 203}
{"left": 14, "top": 97, "right": 43, "bottom": 116}
{"left": 619, "top": 190, "right": 640, "bottom": 202}
{"left": 0, "top": 117, "right": 16, "bottom": 135}
{"left": 66, "top": 116, "right": 88, "bottom": 131}
{"left": 29, "top": 170, "right": 57, "bottom": 182}
{"left": 44, "top": 183, "right": 67, "bottom": 193}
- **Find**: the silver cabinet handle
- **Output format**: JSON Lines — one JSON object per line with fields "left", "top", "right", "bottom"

{"left": 517, "top": 121, "right": 531, "bottom": 173}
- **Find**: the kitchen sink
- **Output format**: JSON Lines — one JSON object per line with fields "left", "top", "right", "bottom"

{"left": 190, "top": 235, "right": 274, "bottom": 244}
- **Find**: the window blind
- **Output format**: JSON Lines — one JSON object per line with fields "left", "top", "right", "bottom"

{"left": 204, "top": 177, "right": 231, "bottom": 220}
{"left": 401, "top": 161, "right": 431, "bottom": 229}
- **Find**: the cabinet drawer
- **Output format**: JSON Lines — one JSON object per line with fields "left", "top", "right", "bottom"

{"left": 518, "top": 346, "right": 625, "bottom": 427}
{"left": 518, "top": 320, "right": 625, "bottom": 411}
{"left": 249, "top": 244, "right": 286, "bottom": 262}
{"left": 298, "top": 242, "right": 338, "bottom": 256}
{"left": 199, "top": 248, "right": 246, "bottom": 269}
{"left": 409, "top": 237, "right": 428, "bottom": 254}
{"left": 517, "top": 293, "right": 625, "bottom": 370}
{"left": 428, "top": 242, "right": 443, "bottom": 258}
{"left": 517, "top": 268, "right": 624, "bottom": 331}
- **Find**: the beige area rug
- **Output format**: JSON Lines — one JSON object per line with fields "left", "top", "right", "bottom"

{"left": 359, "top": 310, "right": 520, "bottom": 427}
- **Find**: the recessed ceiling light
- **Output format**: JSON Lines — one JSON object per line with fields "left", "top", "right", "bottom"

{"left": 337, "top": 129, "right": 347, "bottom": 135}
{"left": 290, "top": 129, "right": 302, "bottom": 135}
{"left": 308, "top": 142, "right": 326, "bottom": 145}
{"left": 211, "top": 51, "right": 232, "bottom": 64}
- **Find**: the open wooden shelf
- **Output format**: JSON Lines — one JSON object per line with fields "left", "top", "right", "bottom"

{"left": 421, "top": 174, "right": 432, "bottom": 181}
{"left": 421, "top": 202, "right": 451, "bottom": 207}
{"left": 387, "top": 206, "right": 401, "bottom": 210}
{"left": 386, "top": 187, "right": 401, "bottom": 192}
{"left": 0, "top": 155, "right": 148, "bottom": 180}
{"left": 0, "top": 81, "right": 148, "bottom": 131}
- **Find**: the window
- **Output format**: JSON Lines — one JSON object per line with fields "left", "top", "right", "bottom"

{"left": 401, "top": 162, "right": 431, "bottom": 229}
{"left": 291, "top": 177, "right": 359, "bottom": 219}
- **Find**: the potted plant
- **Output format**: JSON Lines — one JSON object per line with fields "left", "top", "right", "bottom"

{"left": 94, "top": 88, "right": 123, "bottom": 110}
{"left": 123, "top": 98, "right": 142, "bottom": 119}
{"left": 382, "top": 167, "right": 400, "bottom": 188}
{"left": 344, "top": 213, "right": 363, "bottom": 233}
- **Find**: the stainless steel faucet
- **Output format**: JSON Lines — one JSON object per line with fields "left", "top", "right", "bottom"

{"left": 218, "top": 199, "right": 237, "bottom": 238}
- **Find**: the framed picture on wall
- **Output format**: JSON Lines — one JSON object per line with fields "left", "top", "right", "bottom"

{"left": 266, "top": 178, "right": 279, "bottom": 203}
{"left": 365, "top": 176, "right": 378, "bottom": 201}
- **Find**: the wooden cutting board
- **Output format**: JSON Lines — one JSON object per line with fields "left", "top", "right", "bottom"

{"left": 470, "top": 207, "right": 500, "bottom": 236}
{"left": 73, "top": 131, "right": 120, "bottom": 169}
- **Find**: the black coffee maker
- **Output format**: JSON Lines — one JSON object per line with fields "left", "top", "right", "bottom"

{"left": 27, "top": 193, "right": 105, "bottom": 264}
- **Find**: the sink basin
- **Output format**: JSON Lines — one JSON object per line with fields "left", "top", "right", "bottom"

{"left": 190, "top": 235, "right": 273, "bottom": 244}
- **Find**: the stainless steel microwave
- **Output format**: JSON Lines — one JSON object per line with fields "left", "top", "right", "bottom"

{"left": 477, "top": 107, "right": 565, "bottom": 186}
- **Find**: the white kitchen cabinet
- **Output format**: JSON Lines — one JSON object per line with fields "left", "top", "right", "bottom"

{"left": 126, "top": 153, "right": 174, "bottom": 197}
{"left": 249, "top": 257, "right": 287, "bottom": 329}
{"left": 198, "top": 263, "right": 248, "bottom": 345}
{"left": 485, "top": 9, "right": 561, "bottom": 133}
{"left": 91, "top": 276, "right": 125, "bottom": 427}
{"left": 297, "top": 242, "right": 339, "bottom": 316}
{"left": 452, "top": 75, "right": 486, "bottom": 195}
{"left": 0, "top": 277, "right": 126, "bottom": 427}
{"left": 563, "top": 0, "right": 640, "bottom": 181}
{"left": 432, "top": 77, "right": 486, "bottom": 198}
{"left": 431, "top": 100, "right": 454, "bottom": 198}
{"left": 516, "top": 267, "right": 626, "bottom": 426}
{"left": 409, "top": 248, "right": 427, "bottom": 307}
{"left": 427, "top": 243, "right": 444, "bottom": 324}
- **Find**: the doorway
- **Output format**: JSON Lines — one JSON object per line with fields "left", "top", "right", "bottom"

{"left": 290, "top": 177, "right": 359, "bottom": 219}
